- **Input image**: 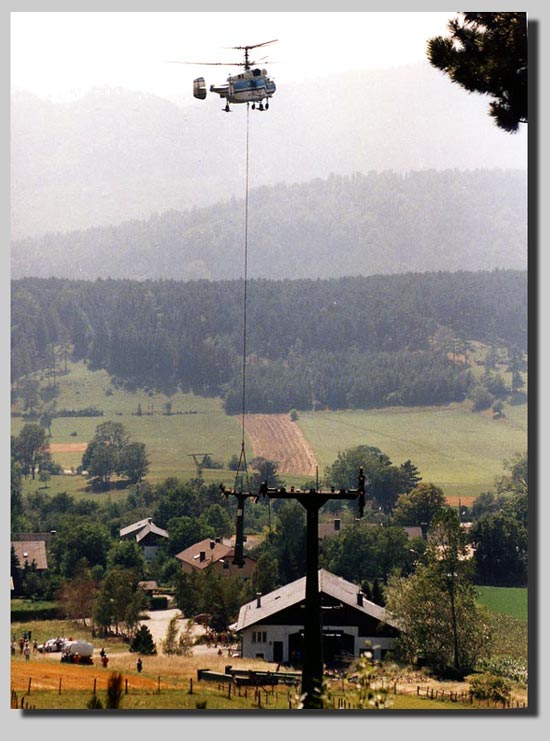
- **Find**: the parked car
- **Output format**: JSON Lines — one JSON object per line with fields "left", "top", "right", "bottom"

{"left": 38, "top": 637, "right": 66, "bottom": 653}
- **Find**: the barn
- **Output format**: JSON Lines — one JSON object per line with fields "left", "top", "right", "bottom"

{"left": 235, "top": 568, "right": 400, "bottom": 665}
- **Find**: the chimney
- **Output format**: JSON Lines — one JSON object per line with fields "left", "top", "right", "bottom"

{"left": 215, "top": 537, "right": 221, "bottom": 543}
{"left": 357, "top": 592, "right": 364, "bottom": 607}
{"left": 199, "top": 551, "right": 206, "bottom": 562}
{"left": 210, "top": 540, "right": 215, "bottom": 549}
{"left": 256, "top": 592, "right": 262, "bottom": 608}
{"left": 334, "top": 518, "right": 341, "bottom": 532}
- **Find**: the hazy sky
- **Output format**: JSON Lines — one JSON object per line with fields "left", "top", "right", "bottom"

{"left": 11, "top": 11, "right": 455, "bottom": 101}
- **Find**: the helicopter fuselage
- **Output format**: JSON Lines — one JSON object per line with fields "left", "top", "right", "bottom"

{"left": 198, "top": 67, "right": 276, "bottom": 105}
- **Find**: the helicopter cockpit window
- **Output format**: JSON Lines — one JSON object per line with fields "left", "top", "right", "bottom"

{"left": 252, "top": 68, "right": 261, "bottom": 76}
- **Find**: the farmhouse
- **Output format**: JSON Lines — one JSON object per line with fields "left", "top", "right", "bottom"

{"left": 119, "top": 517, "right": 169, "bottom": 562}
{"left": 175, "top": 537, "right": 256, "bottom": 579}
{"left": 235, "top": 569, "right": 400, "bottom": 665}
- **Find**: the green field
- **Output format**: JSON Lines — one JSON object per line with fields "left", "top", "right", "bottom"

{"left": 12, "top": 361, "right": 527, "bottom": 499}
{"left": 299, "top": 403, "right": 527, "bottom": 498}
{"left": 12, "top": 362, "right": 249, "bottom": 490}
{"left": 476, "top": 587, "right": 528, "bottom": 622}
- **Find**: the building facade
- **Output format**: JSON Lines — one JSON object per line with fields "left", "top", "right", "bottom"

{"left": 236, "top": 569, "right": 400, "bottom": 665}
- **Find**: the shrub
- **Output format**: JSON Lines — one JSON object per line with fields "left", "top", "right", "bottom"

{"left": 289, "top": 409, "right": 299, "bottom": 422}
{"left": 476, "top": 656, "right": 528, "bottom": 684}
{"left": 468, "top": 672, "right": 512, "bottom": 704}
{"left": 106, "top": 672, "right": 124, "bottom": 709}
{"left": 130, "top": 624, "right": 157, "bottom": 655}
{"left": 86, "top": 695, "right": 103, "bottom": 709}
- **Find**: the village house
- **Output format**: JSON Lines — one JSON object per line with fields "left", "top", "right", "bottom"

{"left": 11, "top": 539, "right": 49, "bottom": 571}
{"left": 175, "top": 537, "right": 256, "bottom": 579}
{"left": 119, "top": 517, "right": 169, "bottom": 563}
{"left": 235, "top": 568, "right": 400, "bottom": 665}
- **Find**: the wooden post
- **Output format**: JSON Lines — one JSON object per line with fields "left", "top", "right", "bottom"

{"left": 59, "top": 678, "right": 62, "bottom": 695}
{"left": 93, "top": 677, "right": 96, "bottom": 695}
{"left": 125, "top": 678, "right": 129, "bottom": 694}
{"left": 27, "top": 677, "right": 32, "bottom": 695}
{"left": 158, "top": 676, "right": 161, "bottom": 694}
{"left": 189, "top": 678, "right": 193, "bottom": 694}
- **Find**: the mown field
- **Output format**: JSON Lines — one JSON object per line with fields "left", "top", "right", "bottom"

{"left": 299, "top": 402, "right": 527, "bottom": 500}
{"left": 476, "top": 587, "right": 528, "bottom": 622}
{"left": 12, "top": 360, "right": 527, "bottom": 500}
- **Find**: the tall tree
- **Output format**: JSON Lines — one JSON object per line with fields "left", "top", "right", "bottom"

{"left": 427, "top": 12, "right": 527, "bottom": 133}
{"left": 14, "top": 423, "right": 49, "bottom": 479}
{"left": 385, "top": 508, "right": 491, "bottom": 676}
{"left": 119, "top": 441, "right": 150, "bottom": 484}
{"left": 392, "top": 482, "right": 447, "bottom": 528}
{"left": 324, "top": 445, "right": 409, "bottom": 514}
{"left": 56, "top": 560, "right": 99, "bottom": 626}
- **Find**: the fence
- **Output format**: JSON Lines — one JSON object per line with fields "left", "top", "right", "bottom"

{"left": 415, "top": 685, "right": 527, "bottom": 709}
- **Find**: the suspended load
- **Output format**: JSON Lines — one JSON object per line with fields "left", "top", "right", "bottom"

{"left": 193, "top": 77, "right": 207, "bottom": 99}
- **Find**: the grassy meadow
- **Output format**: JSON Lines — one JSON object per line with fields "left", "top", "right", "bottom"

{"left": 12, "top": 360, "right": 527, "bottom": 500}
{"left": 299, "top": 402, "right": 527, "bottom": 499}
{"left": 476, "top": 587, "right": 528, "bottom": 622}
{"left": 12, "top": 361, "right": 249, "bottom": 492}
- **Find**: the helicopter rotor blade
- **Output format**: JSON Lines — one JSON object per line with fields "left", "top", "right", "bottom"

{"left": 229, "top": 39, "right": 278, "bottom": 51}
{"left": 166, "top": 60, "right": 245, "bottom": 66}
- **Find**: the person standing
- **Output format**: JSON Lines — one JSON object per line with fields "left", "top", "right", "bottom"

{"left": 136, "top": 657, "right": 143, "bottom": 673}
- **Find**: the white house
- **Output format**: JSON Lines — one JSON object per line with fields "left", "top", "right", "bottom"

{"left": 235, "top": 568, "right": 400, "bottom": 665}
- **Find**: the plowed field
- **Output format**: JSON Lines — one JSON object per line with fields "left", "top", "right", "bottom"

{"left": 246, "top": 415, "right": 318, "bottom": 476}
{"left": 50, "top": 443, "right": 88, "bottom": 453}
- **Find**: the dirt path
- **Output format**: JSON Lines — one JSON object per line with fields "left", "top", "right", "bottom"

{"left": 246, "top": 414, "right": 318, "bottom": 476}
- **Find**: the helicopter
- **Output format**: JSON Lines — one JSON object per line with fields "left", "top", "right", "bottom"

{"left": 171, "top": 39, "right": 277, "bottom": 112}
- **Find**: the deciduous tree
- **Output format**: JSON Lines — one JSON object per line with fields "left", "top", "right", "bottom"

{"left": 385, "top": 508, "right": 491, "bottom": 677}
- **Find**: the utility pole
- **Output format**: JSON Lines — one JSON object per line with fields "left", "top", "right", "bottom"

{"left": 221, "top": 467, "right": 366, "bottom": 709}
{"left": 188, "top": 453, "right": 211, "bottom": 480}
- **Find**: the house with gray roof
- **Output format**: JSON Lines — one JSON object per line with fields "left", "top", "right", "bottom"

{"left": 235, "top": 568, "right": 400, "bottom": 666}
{"left": 120, "top": 517, "right": 169, "bottom": 562}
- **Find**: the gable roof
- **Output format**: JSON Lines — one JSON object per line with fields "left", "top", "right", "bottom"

{"left": 236, "top": 569, "right": 400, "bottom": 631}
{"left": 175, "top": 537, "right": 256, "bottom": 570}
{"left": 135, "top": 521, "right": 169, "bottom": 542}
{"left": 12, "top": 540, "right": 48, "bottom": 570}
{"left": 120, "top": 517, "right": 168, "bottom": 540}
{"left": 175, "top": 538, "right": 232, "bottom": 568}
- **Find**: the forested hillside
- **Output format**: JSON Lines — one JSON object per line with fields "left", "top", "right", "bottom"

{"left": 11, "top": 169, "right": 526, "bottom": 281}
{"left": 12, "top": 270, "right": 527, "bottom": 413}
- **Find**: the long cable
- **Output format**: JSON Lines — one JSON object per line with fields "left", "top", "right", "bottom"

{"left": 234, "top": 102, "right": 251, "bottom": 492}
